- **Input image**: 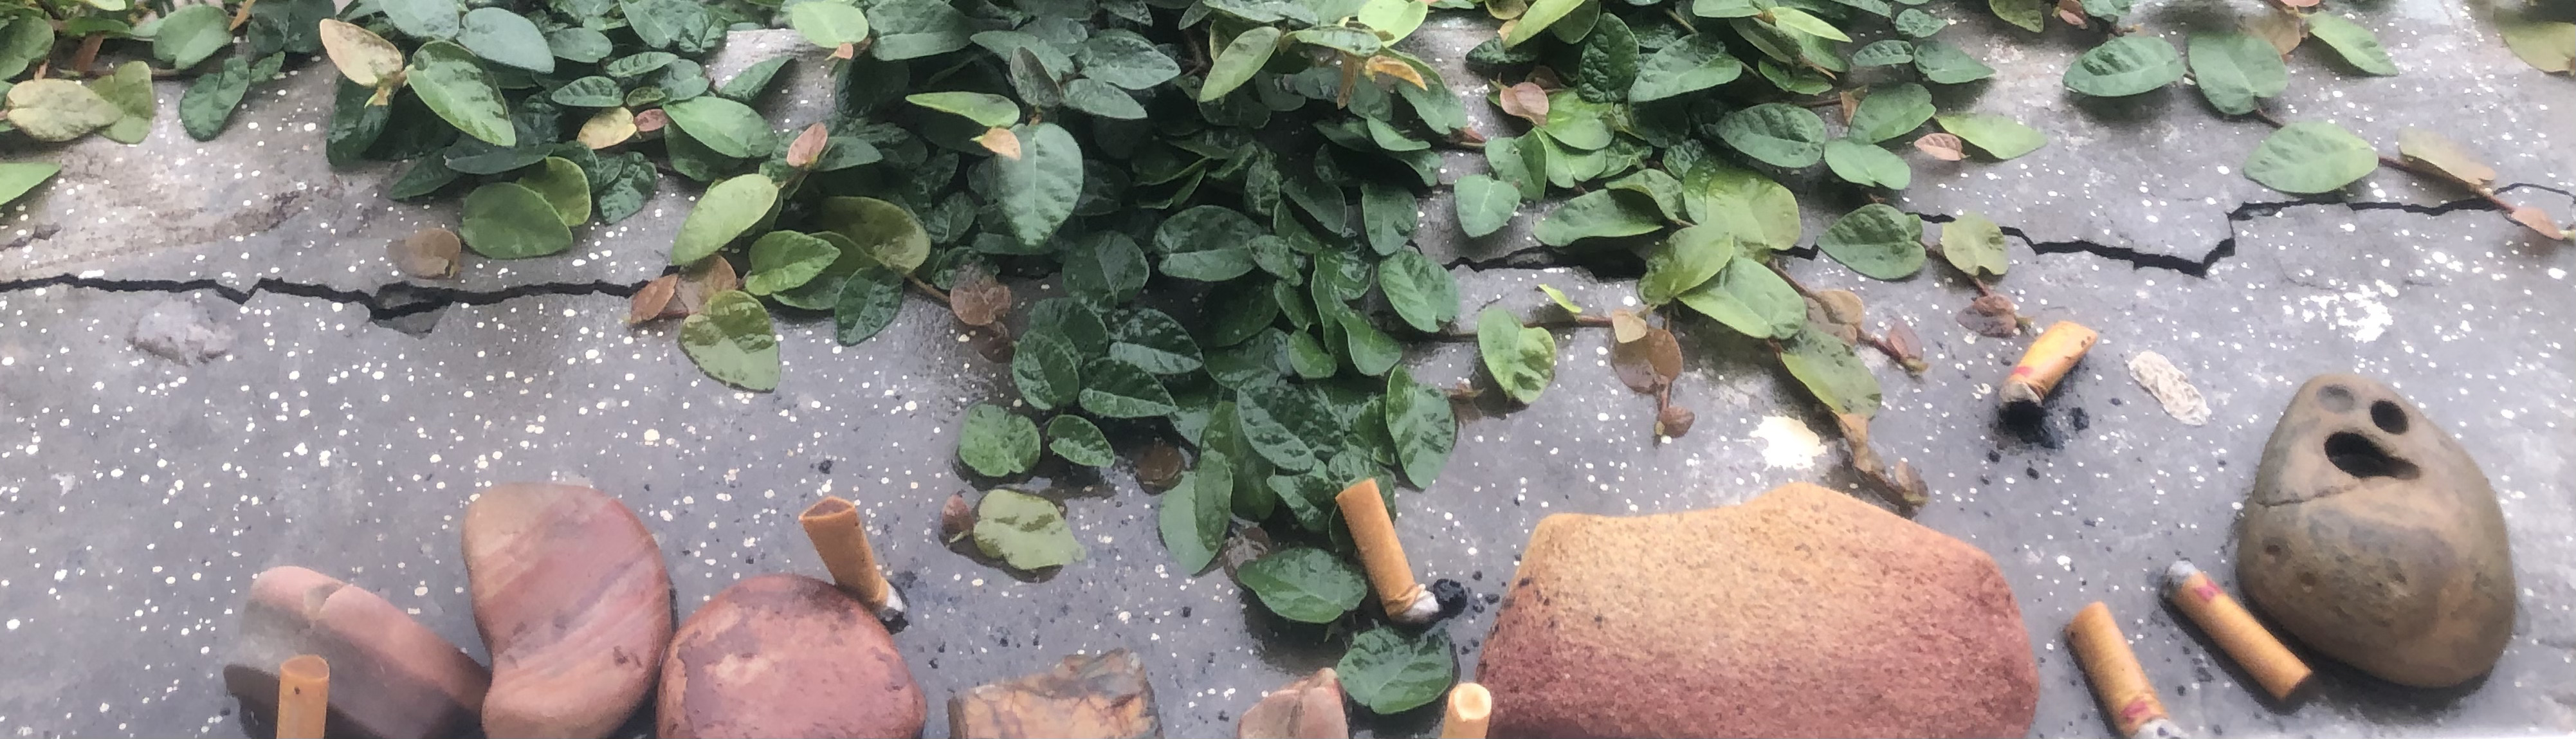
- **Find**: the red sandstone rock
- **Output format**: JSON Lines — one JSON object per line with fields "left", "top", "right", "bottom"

{"left": 1474, "top": 482, "right": 2037, "bottom": 738}
{"left": 464, "top": 482, "right": 672, "bottom": 738}
{"left": 658, "top": 574, "right": 926, "bottom": 738}
{"left": 949, "top": 649, "right": 1160, "bottom": 739}
{"left": 1238, "top": 668, "right": 1346, "bottom": 739}
{"left": 223, "top": 566, "right": 489, "bottom": 739}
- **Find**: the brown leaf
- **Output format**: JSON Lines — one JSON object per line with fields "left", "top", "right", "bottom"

{"left": 2246, "top": 10, "right": 2305, "bottom": 55}
{"left": 1446, "top": 381, "right": 1484, "bottom": 401}
{"left": 668, "top": 256, "right": 739, "bottom": 318}
{"left": 2278, "top": 0, "right": 2318, "bottom": 7}
{"left": 628, "top": 274, "right": 677, "bottom": 325}
{"left": 2053, "top": 0, "right": 2087, "bottom": 28}
{"left": 1137, "top": 442, "right": 1185, "bottom": 490}
{"left": 1914, "top": 132, "right": 1966, "bottom": 161}
{"left": 1524, "top": 66, "right": 1564, "bottom": 89}
{"left": 978, "top": 127, "right": 1023, "bottom": 160}
{"left": 2511, "top": 205, "right": 2568, "bottom": 240}
{"left": 949, "top": 264, "right": 1013, "bottom": 327}
{"left": 632, "top": 107, "right": 668, "bottom": 134}
{"left": 1610, "top": 327, "right": 1682, "bottom": 394}
{"left": 1364, "top": 55, "right": 1427, "bottom": 89}
{"left": 941, "top": 492, "right": 975, "bottom": 543}
{"left": 1609, "top": 309, "right": 1649, "bottom": 343}
{"left": 1218, "top": 525, "right": 1274, "bottom": 581}
{"left": 1884, "top": 460, "right": 1929, "bottom": 509}
{"left": 1655, "top": 404, "right": 1695, "bottom": 438}
{"left": 389, "top": 227, "right": 461, "bottom": 279}
{"left": 1885, "top": 318, "right": 1926, "bottom": 371}
{"left": 831, "top": 42, "right": 857, "bottom": 60}
{"left": 1452, "top": 125, "right": 1489, "bottom": 147}
{"left": 1498, "top": 82, "right": 1549, "bottom": 127}
{"left": 1957, "top": 293, "right": 2022, "bottom": 338}
{"left": 1239, "top": 669, "right": 1347, "bottom": 739}
{"left": 2395, "top": 128, "right": 2496, "bottom": 190}
{"left": 1836, "top": 89, "right": 1860, "bottom": 126}
{"left": 1833, "top": 412, "right": 1885, "bottom": 477}
{"left": 785, "top": 123, "right": 830, "bottom": 169}
{"left": 1807, "top": 289, "right": 1866, "bottom": 345}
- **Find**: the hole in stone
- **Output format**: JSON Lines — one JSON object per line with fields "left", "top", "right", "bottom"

{"left": 2263, "top": 543, "right": 2284, "bottom": 560}
{"left": 2325, "top": 432, "right": 2420, "bottom": 480}
{"left": 2298, "top": 570, "right": 2319, "bottom": 590}
{"left": 2316, "top": 384, "right": 2355, "bottom": 412}
{"left": 2371, "top": 400, "right": 2409, "bottom": 435}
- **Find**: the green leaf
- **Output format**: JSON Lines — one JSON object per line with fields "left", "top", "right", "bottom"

{"left": 1629, "top": 35, "right": 1742, "bottom": 102}
{"left": 2243, "top": 120, "right": 2378, "bottom": 195}
{"left": 788, "top": 1, "right": 872, "bottom": 46}
{"left": 605, "top": 51, "right": 679, "bottom": 78}
{"left": 1082, "top": 356, "right": 1180, "bottom": 417}
{"left": 1505, "top": 0, "right": 1585, "bottom": 48}
{"left": 718, "top": 57, "right": 792, "bottom": 102}
{"left": 1692, "top": 0, "right": 1760, "bottom": 17}
{"left": 547, "top": 28, "right": 613, "bottom": 62}
{"left": 153, "top": 5, "right": 231, "bottom": 70}
{"left": 1990, "top": 0, "right": 2043, "bottom": 32}
{"left": 816, "top": 196, "right": 931, "bottom": 273}
{"left": 1064, "top": 78, "right": 1147, "bottom": 119}
{"left": 2499, "top": 14, "right": 2576, "bottom": 74}
{"left": 1064, "top": 232, "right": 1149, "bottom": 307}
{"left": 1756, "top": 57, "right": 1832, "bottom": 94}
{"left": 459, "top": 183, "right": 574, "bottom": 259}
{"left": 8, "top": 79, "right": 123, "bottom": 142}
{"left": 1238, "top": 381, "right": 1331, "bottom": 471}
{"left": 680, "top": 290, "right": 781, "bottom": 391}
{"left": 1676, "top": 255, "right": 1804, "bottom": 338}
{"left": 1932, "top": 113, "right": 2046, "bottom": 160}
{"left": 87, "top": 61, "right": 154, "bottom": 143}
{"left": 1910, "top": 39, "right": 1994, "bottom": 83}
{"left": 908, "top": 91, "right": 1021, "bottom": 127}
{"left": 1080, "top": 30, "right": 1182, "bottom": 89}
{"left": 1822, "top": 140, "right": 1911, "bottom": 189}
{"left": 992, "top": 123, "right": 1084, "bottom": 247}
{"left": 1160, "top": 473, "right": 1219, "bottom": 571}
{"left": 2063, "top": 36, "right": 2184, "bottom": 96}
{"left": 868, "top": 0, "right": 973, "bottom": 59}
{"left": 1477, "top": 307, "right": 1555, "bottom": 403}
{"left": 1290, "top": 26, "right": 1382, "bottom": 55}
{"left": 744, "top": 232, "right": 840, "bottom": 295}
{"left": 1486, "top": 136, "right": 1548, "bottom": 201}
{"left": 664, "top": 96, "right": 771, "bottom": 158}
{"left": 381, "top": 0, "right": 462, "bottom": 39}
{"left": 1575, "top": 14, "right": 1639, "bottom": 102}
{"left": 1338, "top": 627, "right": 1456, "bottom": 715}
{"left": 959, "top": 403, "right": 1043, "bottom": 477}
{"left": 1540, "top": 284, "right": 1582, "bottom": 314}
{"left": 2188, "top": 32, "right": 2288, "bottom": 116}
{"left": 1047, "top": 415, "right": 1115, "bottom": 466}
{"left": 1378, "top": 249, "right": 1459, "bottom": 332}
{"left": 550, "top": 77, "right": 624, "bottom": 107}
{"left": 1687, "top": 165, "right": 1801, "bottom": 254}
{"left": 1640, "top": 225, "right": 1734, "bottom": 306}
{"left": 1239, "top": 547, "right": 1367, "bottom": 623}
{"left": 1892, "top": 7, "right": 1944, "bottom": 37}
{"left": 1338, "top": 312, "right": 1403, "bottom": 376}
{"left": 1197, "top": 398, "right": 1257, "bottom": 522}
{"left": 1385, "top": 367, "right": 1455, "bottom": 487}
{"left": 1540, "top": 91, "right": 1615, "bottom": 149}
{"left": 592, "top": 151, "right": 658, "bottom": 224}
{"left": 2306, "top": 13, "right": 2399, "bottom": 76}
{"left": 973, "top": 489, "right": 1084, "bottom": 570}
{"left": 0, "top": 12, "right": 56, "bottom": 81}
{"left": 1451, "top": 174, "right": 1518, "bottom": 239}
{"left": 1850, "top": 39, "right": 1914, "bottom": 66}
{"left": 1766, "top": 7, "right": 1850, "bottom": 41}
{"left": 834, "top": 263, "right": 906, "bottom": 345}
{"left": 515, "top": 157, "right": 592, "bottom": 226}
{"left": 1110, "top": 307, "right": 1204, "bottom": 374}
{"left": 458, "top": 8, "right": 554, "bottom": 73}
{"left": 0, "top": 162, "right": 60, "bottom": 207}
{"left": 1780, "top": 325, "right": 1879, "bottom": 417}
{"left": 1030, "top": 298, "right": 1112, "bottom": 354}
{"left": 1201, "top": 26, "right": 1283, "bottom": 102}
{"left": 1817, "top": 203, "right": 1924, "bottom": 279}
{"left": 1012, "top": 332, "right": 1084, "bottom": 410}
{"left": 1359, "top": 0, "right": 1429, "bottom": 40}
{"left": 1360, "top": 181, "right": 1416, "bottom": 255}
{"left": 672, "top": 174, "right": 779, "bottom": 264}
{"left": 1535, "top": 190, "right": 1663, "bottom": 246}
{"left": 1717, "top": 103, "right": 1827, "bottom": 169}
{"left": 1846, "top": 83, "right": 1933, "bottom": 143}
{"left": 407, "top": 41, "right": 516, "bottom": 147}
{"left": 1940, "top": 210, "right": 2009, "bottom": 277}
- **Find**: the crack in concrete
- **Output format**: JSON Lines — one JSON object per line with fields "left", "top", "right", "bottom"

{"left": 0, "top": 274, "right": 643, "bottom": 331}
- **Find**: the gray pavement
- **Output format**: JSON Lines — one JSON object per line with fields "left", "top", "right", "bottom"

{"left": 3, "top": 1, "right": 2574, "bottom": 738}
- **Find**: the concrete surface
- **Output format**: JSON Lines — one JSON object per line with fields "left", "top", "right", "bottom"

{"left": 3, "top": 3, "right": 2575, "bottom": 739}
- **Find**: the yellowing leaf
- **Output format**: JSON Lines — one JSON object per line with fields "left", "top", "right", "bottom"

{"left": 1364, "top": 55, "right": 1428, "bottom": 89}
{"left": 2395, "top": 127, "right": 2495, "bottom": 189}
{"left": 318, "top": 19, "right": 405, "bottom": 88}
{"left": 978, "top": 126, "right": 1023, "bottom": 159}
{"left": 578, "top": 107, "right": 636, "bottom": 149}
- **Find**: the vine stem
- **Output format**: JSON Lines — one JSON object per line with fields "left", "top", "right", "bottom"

{"left": 1761, "top": 259, "right": 1917, "bottom": 368}
{"left": 906, "top": 275, "right": 951, "bottom": 304}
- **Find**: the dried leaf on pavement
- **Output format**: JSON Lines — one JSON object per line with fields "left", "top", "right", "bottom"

{"left": 1957, "top": 293, "right": 2022, "bottom": 338}
{"left": 951, "top": 264, "right": 1014, "bottom": 327}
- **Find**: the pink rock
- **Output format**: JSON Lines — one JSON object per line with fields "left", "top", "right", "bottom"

{"left": 659, "top": 574, "right": 926, "bottom": 738}
{"left": 464, "top": 482, "right": 672, "bottom": 738}
{"left": 223, "top": 566, "right": 488, "bottom": 739}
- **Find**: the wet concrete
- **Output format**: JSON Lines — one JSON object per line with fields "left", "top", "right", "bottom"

{"left": 2, "top": 3, "right": 2575, "bottom": 739}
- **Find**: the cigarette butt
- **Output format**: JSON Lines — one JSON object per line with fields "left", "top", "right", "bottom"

{"left": 2002, "top": 321, "right": 2099, "bottom": 406}
{"left": 799, "top": 496, "right": 905, "bottom": 619}
{"left": 1439, "top": 682, "right": 1492, "bottom": 739}
{"left": 2068, "top": 602, "right": 2186, "bottom": 739}
{"left": 1335, "top": 478, "right": 1436, "bottom": 623}
{"left": 275, "top": 654, "right": 329, "bottom": 739}
{"left": 2165, "top": 561, "right": 2310, "bottom": 700}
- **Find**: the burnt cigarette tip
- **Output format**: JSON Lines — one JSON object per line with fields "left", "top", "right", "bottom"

{"left": 2164, "top": 560, "right": 2201, "bottom": 588}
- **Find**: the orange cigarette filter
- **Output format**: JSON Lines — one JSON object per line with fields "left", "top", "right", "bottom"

{"left": 1334, "top": 479, "right": 1434, "bottom": 622}
{"left": 799, "top": 496, "right": 895, "bottom": 613}
{"left": 2166, "top": 561, "right": 2311, "bottom": 700}
{"left": 2002, "top": 321, "right": 2099, "bottom": 406}
{"left": 1439, "top": 682, "right": 1492, "bottom": 739}
{"left": 275, "top": 654, "right": 329, "bottom": 739}
{"left": 2067, "top": 602, "right": 2184, "bottom": 739}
